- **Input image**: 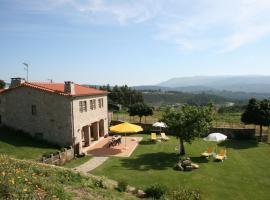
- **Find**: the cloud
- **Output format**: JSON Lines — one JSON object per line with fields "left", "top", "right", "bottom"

{"left": 10, "top": 0, "right": 270, "bottom": 52}
{"left": 155, "top": 0, "right": 270, "bottom": 52}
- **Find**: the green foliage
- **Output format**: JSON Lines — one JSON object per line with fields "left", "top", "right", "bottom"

{"left": 145, "top": 184, "right": 167, "bottom": 199}
{"left": 99, "top": 85, "right": 144, "bottom": 107}
{"left": 143, "top": 91, "right": 228, "bottom": 106}
{"left": 218, "top": 105, "right": 245, "bottom": 113}
{"left": 0, "top": 80, "right": 5, "bottom": 89}
{"left": 0, "top": 156, "right": 136, "bottom": 200}
{"left": 93, "top": 177, "right": 107, "bottom": 189}
{"left": 162, "top": 104, "right": 214, "bottom": 155}
{"left": 241, "top": 98, "right": 270, "bottom": 140}
{"left": 164, "top": 188, "right": 201, "bottom": 200}
{"left": 117, "top": 180, "right": 128, "bottom": 192}
{"left": 128, "top": 103, "right": 153, "bottom": 123}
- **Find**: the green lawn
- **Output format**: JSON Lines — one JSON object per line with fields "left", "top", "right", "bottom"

{"left": 0, "top": 127, "right": 59, "bottom": 160}
{"left": 64, "top": 155, "right": 92, "bottom": 168}
{"left": 92, "top": 134, "right": 270, "bottom": 200}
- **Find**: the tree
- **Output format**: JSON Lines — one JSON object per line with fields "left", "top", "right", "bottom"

{"left": 143, "top": 105, "right": 154, "bottom": 123}
{"left": 241, "top": 98, "right": 270, "bottom": 141}
{"left": 128, "top": 103, "right": 153, "bottom": 123}
{"left": 162, "top": 104, "right": 214, "bottom": 155}
{"left": 0, "top": 80, "right": 5, "bottom": 89}
{"left": 105, "top": 85, "right": 144, "bottom": 107}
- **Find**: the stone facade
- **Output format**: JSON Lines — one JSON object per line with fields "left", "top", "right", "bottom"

{"left": 0, "top": 80, "right": 108, "bottom": 154}
{"left": 72, "top": 95, "right": 109, "bottom": 153}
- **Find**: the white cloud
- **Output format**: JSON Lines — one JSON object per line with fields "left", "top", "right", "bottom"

{"left": 12, "top": 0, "right": 270, "bottom": 52}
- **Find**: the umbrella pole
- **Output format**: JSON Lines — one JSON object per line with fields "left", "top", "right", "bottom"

{"left": 125, "top": 133, "right": 127, "bottom": 149}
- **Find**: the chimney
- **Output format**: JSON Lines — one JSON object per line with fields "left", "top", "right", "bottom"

{"left": 9, "top": 78, "right": 26, "bottom": 88}
{"left": 64, "top": 81, "right": 75, "bottom": 95}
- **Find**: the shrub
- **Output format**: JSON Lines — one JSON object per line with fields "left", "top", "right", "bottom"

{"left": 145, "top": 184, "right": 167, "bottom": 199}
{"left": 117, "top": 180, "right": 128, "bottom": 192}
{"left": 93, "top": 177, "right": 107, "bottom": 189}
{"left": 164, "top": 188, "right": 201, "bottom": 200}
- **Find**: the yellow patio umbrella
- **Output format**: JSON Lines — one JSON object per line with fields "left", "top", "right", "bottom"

{"left": 110, "top": 122, "right": 143, "bottom": 149}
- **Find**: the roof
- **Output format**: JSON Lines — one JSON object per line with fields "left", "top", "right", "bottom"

{"left": 2, "top": 82, "right": 107, "bottom": 97}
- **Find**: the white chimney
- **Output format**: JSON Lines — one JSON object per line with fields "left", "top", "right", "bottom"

{"left": 9, "top": 78, "right": 26, "bottom": 88}
{"left": 64, "top": 81, "right": 75, "bottom": 95}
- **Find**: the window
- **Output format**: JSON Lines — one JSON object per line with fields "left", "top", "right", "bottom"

{"left": 98, "top": 98, "right": 104, "bottom": 108}
{"left": 31, "top": 105, "right": 37, "bottom": 115}
{"left": 90, "top": 99, "right": 97, "bottom": 110}
{"left": 79, "top": 101, "right": 87, "bottom": 112}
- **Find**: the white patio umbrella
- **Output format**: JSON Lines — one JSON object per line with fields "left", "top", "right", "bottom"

{"left": 204, "top": 133, "right": 227, "bottom": 153}
{"left": 204, "top": 133, "right": 227, "bottom": 142}
{"left": 153, "top": 122, "right": 167, "bottom": 133}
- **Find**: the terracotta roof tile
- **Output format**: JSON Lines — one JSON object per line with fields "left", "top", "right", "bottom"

{"left": 2, "top": 82, "right": 107, "bottom": 96}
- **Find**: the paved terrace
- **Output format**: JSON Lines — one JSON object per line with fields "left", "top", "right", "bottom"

{"left": 87, "top": 136, "right": 143, "bottom": 157}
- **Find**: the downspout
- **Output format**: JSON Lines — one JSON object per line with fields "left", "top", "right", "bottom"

{"left": 70, "top": 97, "right": 75, "bottom": 152}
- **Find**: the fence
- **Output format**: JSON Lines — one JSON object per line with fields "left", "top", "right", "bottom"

{"left": 111, "top": 120, "right": 269, "bottom": 142}
{"left": 112, "top": 113, "right": 270, "bottom": 136}
{"left": 40, "top": 146, "right": 74, "bottom": 166}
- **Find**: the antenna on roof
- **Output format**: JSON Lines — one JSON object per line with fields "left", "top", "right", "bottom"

{"left": 22, "top": 62, "right": 29, "bottom": 81}
{"left": 47, "top": 79, "right": 53, "bottom": 83}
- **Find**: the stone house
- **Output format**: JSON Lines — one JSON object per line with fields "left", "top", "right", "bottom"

{"left": 0, "top": 78, "right": 109, "bottom": 154}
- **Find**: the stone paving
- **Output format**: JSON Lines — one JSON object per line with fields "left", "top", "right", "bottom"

{"left": 73, "top": 156, "right": 109, "bottom": 173}
{"left": 87, "top": 136, "right": 143, "bottom": 157}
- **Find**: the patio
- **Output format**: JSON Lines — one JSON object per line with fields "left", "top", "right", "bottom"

{"left": 87, "top": 136, "right": 143, "bottom": 157}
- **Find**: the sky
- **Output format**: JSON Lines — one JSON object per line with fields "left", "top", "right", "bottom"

{"left": 1, "top": 0, "right": 270, "bottom": 86}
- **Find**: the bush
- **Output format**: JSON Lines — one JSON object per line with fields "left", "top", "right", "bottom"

{"left": 145, "top": 184, "right": 167, "bottom": 199}
{"left": 117, "top": 180, "right": 128, "bottom": 192}
{"left": 165, "top": 188, "right": 201, "bottom": 200}
{"left": 93, "top": 177, "right": 107, "bottom": 189}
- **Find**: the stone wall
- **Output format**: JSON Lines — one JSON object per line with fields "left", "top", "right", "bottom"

{"left": 0, "top": 86, "right": 73, "bottom": 146}
{"left": 210, "top": 127, "right": 256, "bottom": 139}
{"left": 41, "top": 146, "right": 74, "bottom": 166}
{"left": 110, "top": 121, "right": 256, "bottom": 140}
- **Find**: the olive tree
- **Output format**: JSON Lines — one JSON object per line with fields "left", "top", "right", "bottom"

{"left": 162, "top": 104, "right": 214, "bottom": 155}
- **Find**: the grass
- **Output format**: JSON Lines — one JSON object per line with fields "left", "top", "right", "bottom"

{"left": 92, "top": 134, "right": 270, "bottom": 200}
{"left": 0, "top": 155, "right": 136, "bottom": 200}
{"left": 0, "top": 127, "right": 59, "bottom": 160}
{"left": 64, "top": 156, "right": 92, "bottom": 169}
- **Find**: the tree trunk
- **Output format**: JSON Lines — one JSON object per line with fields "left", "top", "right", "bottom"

{"left": 179, "top": 138, "right": 185, "bottom": 155}
{"left": 139, "top": 117, "right": 142, "bottom": 124}
{"left": 260, "top": 124, "right": 263, "bottom": 142}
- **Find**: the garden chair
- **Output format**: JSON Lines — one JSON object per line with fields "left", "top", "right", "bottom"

{"left": 201, "top": 147, "right": 214, "bottom": 158}
{"left": 151, "top": 133, "right": 157, "bottom": 141}
{"left": 214, "top": 149, "right": 227, "bottom": 162}
{"left": 161, "top": 132, "right": 169, "bottom": 141}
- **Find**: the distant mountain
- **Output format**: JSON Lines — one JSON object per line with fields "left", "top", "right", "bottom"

{"left": 158, "top": 75, "right": 270, "bottom": 93}
{"left": 133, "top": 75, "right": 270, "bottom": 100}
